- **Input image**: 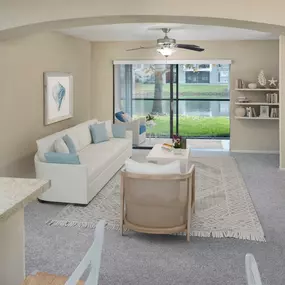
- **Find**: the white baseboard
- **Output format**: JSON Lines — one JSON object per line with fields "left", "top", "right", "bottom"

{"left": 231, "top": 150, "right": 279, "bottom": 154}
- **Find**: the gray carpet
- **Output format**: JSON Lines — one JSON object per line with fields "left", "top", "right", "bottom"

{"left": 25, "top": 150, "right": 285, "bottom": 284}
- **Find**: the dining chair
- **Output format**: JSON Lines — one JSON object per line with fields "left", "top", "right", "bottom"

{"left": 22, "top": 219, "right": 105, "bottom": 285}
{"left": 245, "top": 253, "right": 263, "bottom": 285}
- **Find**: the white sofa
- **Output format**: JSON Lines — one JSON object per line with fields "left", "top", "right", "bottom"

{"left": 34, "top": 119, "right": 132, "bottom": 205}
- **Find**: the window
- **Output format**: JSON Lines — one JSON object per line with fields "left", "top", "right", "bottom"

{"left": 185, "top": 71, "right": 210, "bottom": 83}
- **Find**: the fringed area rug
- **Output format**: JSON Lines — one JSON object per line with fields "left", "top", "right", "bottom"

{"left": 46, "top": 156, "right": 266, "bottom": 242}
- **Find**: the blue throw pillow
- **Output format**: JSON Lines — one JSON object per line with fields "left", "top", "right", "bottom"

{"left": 44, "top": 152, "right": 80, "bottom": 164}
{"left": 90, "top": 123, "right": 109, "bottom": 144}
{"left": 112, "top": 124, "right": 126, "bottom": 138}
{"left": 115, "top": 111, "right": 126, "bottom": 122}
{"left": 62, "top": 134, "right": 76, "bottom": 153}
{"left": 139, "top": 124, "right": 146, "bottom": 135}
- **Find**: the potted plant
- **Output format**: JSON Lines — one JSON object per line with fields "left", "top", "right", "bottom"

{"left": 146, "top": 113, "right": 156, "bottom": 127}
{"left": 173, "top": 135, "right": 182, "bottom": 154}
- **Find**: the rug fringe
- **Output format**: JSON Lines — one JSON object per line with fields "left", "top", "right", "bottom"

{"left": 46, "top": 220, "right": 265, "bottom": 242}
{"left": 46, "top": 219, "right": 120, "bottom": 231}
{"left": 190, "top": 230, "right": 266, "bottom": 242}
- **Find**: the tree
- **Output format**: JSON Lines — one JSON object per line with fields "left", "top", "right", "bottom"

{"left": 144, "top": 64, "right": 168, "bottom": 115}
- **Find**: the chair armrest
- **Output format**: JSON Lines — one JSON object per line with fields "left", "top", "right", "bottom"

{"left": 139, "top": 117, "right": 146, "bottom": 124}
{"left": 115, "top": 120, "right": 139, "bottom": 133}
{"left": 126, "top": 130, "right": 133, "bottom": 142}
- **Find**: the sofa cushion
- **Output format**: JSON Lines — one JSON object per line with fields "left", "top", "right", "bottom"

{"left": 90, "top": 123, "right": 109, "bottom": 144}
{"left": 45, "top": 152, "right": 80, "bottom": 164}
{"left": 54, "top": 138, "right": 69, "bottom": 153}
{"left": 79, "top": 138, "right": 130, "bottom": 182}
{"left": 67, "top": 122, "right": 92, "bottom": 151}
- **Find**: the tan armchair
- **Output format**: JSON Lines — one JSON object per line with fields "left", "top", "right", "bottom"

{"left": 120, "top": 165, "right": 195, "bottom": 242}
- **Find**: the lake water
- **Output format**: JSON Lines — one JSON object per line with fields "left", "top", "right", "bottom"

{"left": 132, "top": 100, "right": 230, "bottom": 117}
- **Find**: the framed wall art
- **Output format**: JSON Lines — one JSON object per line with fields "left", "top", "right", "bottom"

{"left": 44, "top": 72, "right": 73, "bottom": 125}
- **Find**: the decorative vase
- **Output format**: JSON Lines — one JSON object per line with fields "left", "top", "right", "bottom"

{"left": 235, "top": 106, "right": 246, "bottom": 117}
{"left": 258, "top": 70, "right": 267, "bottom": 88}
{"left": 248, "top": 83, "right": 257, "bottom": 89}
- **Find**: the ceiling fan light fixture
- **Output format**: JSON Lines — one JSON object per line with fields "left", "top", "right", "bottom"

{"left": 157, "top": 47, "right": 176, "bottom": 57}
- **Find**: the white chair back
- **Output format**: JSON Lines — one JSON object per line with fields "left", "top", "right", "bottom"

{"left": 65, "top": 220, "right": 105, "bottom": 285}
{"left": 245, "top": 253, "right": 263, "bottom": 285}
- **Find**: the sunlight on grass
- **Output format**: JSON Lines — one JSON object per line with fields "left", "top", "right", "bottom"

{"left": 147, "top": 116, "right": 230, "bottom": 137}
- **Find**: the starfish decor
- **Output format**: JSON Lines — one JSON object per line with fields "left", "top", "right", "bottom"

{"left": 268, "top": 77, "right": 278, "bottom": 88}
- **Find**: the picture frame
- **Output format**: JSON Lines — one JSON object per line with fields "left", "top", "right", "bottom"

{"left": 44, "top": 72, "right": 73, "bottom": 125}
{"left": 260, "top": 105, "right": 269, "bottom": 118}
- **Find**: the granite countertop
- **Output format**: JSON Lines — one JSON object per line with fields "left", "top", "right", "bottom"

{"left": 0, "top": 178, "right": 50, "bottom": 221}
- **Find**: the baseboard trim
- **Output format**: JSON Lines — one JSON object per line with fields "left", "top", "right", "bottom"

{"left": 231, "top": 150, "right": 279, "bottom": 154}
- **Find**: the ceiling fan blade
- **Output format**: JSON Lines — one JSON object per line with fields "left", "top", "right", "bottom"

{"left": 126, "top": 46, "right": 157, "bottom": 51}
{"left": 176, "top": 44, "right": 205, "bottom": 52}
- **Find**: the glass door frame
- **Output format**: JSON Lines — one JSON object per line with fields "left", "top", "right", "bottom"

{"left": 113, "top": 60, "right": 231, "bottom": 144}
{"left": 170, "top": 63, "right": 231, "bottom": 139}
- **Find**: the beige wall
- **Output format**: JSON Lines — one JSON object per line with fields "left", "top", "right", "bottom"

{"left": 0, "top": 32, "right": 92, "bottom": 177}
{"left": 91, "top": 40, "right": 279, "bottom": 152}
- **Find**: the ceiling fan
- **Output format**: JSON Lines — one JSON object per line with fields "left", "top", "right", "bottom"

{"left": 126, "top": 28, "right": 205, "bottom": 57}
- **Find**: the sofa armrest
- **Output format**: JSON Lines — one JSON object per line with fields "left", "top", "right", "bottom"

{"left": 34, "top": 156, "right": 89, "bottom": 203}
{"left": 126, "top": 130, "right": 133, "bottom": 142}
{"left": 35, "top": 159, "right": 88, "bottom": 181}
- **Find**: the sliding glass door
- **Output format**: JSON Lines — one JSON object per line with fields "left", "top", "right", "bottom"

{"left": 114, "top": 61, "right": 230, "bottom": 147}
{"left": 175, "top": 64, "right": 230, "bottom": 138}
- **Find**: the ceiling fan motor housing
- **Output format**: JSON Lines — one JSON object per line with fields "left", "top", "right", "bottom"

{"left": 157, "top": 36, "right": 176, "bottom": 48}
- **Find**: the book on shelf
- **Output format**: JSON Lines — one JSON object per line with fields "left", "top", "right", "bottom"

{"left": 246, "top": 106, "right": 257, "bottom": 117}
{"left": 235, "top": 79, "right": 246, "bottom": 89}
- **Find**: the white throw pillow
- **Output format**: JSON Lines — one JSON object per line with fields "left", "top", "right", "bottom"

{"left": 54, "top": 138, "right": 69, "bottom": 153}
{"left": 125, "top": 159, "right": 181, "bottom": 175}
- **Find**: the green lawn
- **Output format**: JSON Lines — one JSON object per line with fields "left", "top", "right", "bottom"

{"left": 147, "top": 116, "right": 230, "bottom": 137}
{"left": 135, "top": 83, "right": 229, "bottom": 99}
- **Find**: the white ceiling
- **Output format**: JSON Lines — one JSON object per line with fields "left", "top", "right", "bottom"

{"left": 59, "top": 23, "right": 278, "bottom": 42}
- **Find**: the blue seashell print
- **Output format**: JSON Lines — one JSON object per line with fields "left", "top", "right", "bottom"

{"left": 52, "top": 82, "right": 66, "bottom": 111}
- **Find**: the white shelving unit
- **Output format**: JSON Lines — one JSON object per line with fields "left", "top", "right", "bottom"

{"left": 234, "top": 87, "right": 279, "bottom": 120}
{"left": 235, "top": 89, "right": 279, "bottom": 91}
{"left": 235, "top": 116, "right": 279, "bottom": 120}
{"left": 235, "top": 102, "right": 279, "bottom": 106}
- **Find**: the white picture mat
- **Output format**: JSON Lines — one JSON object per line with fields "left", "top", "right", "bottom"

{"left": 44, "top": 72, "right": 73, "bottom": 125}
